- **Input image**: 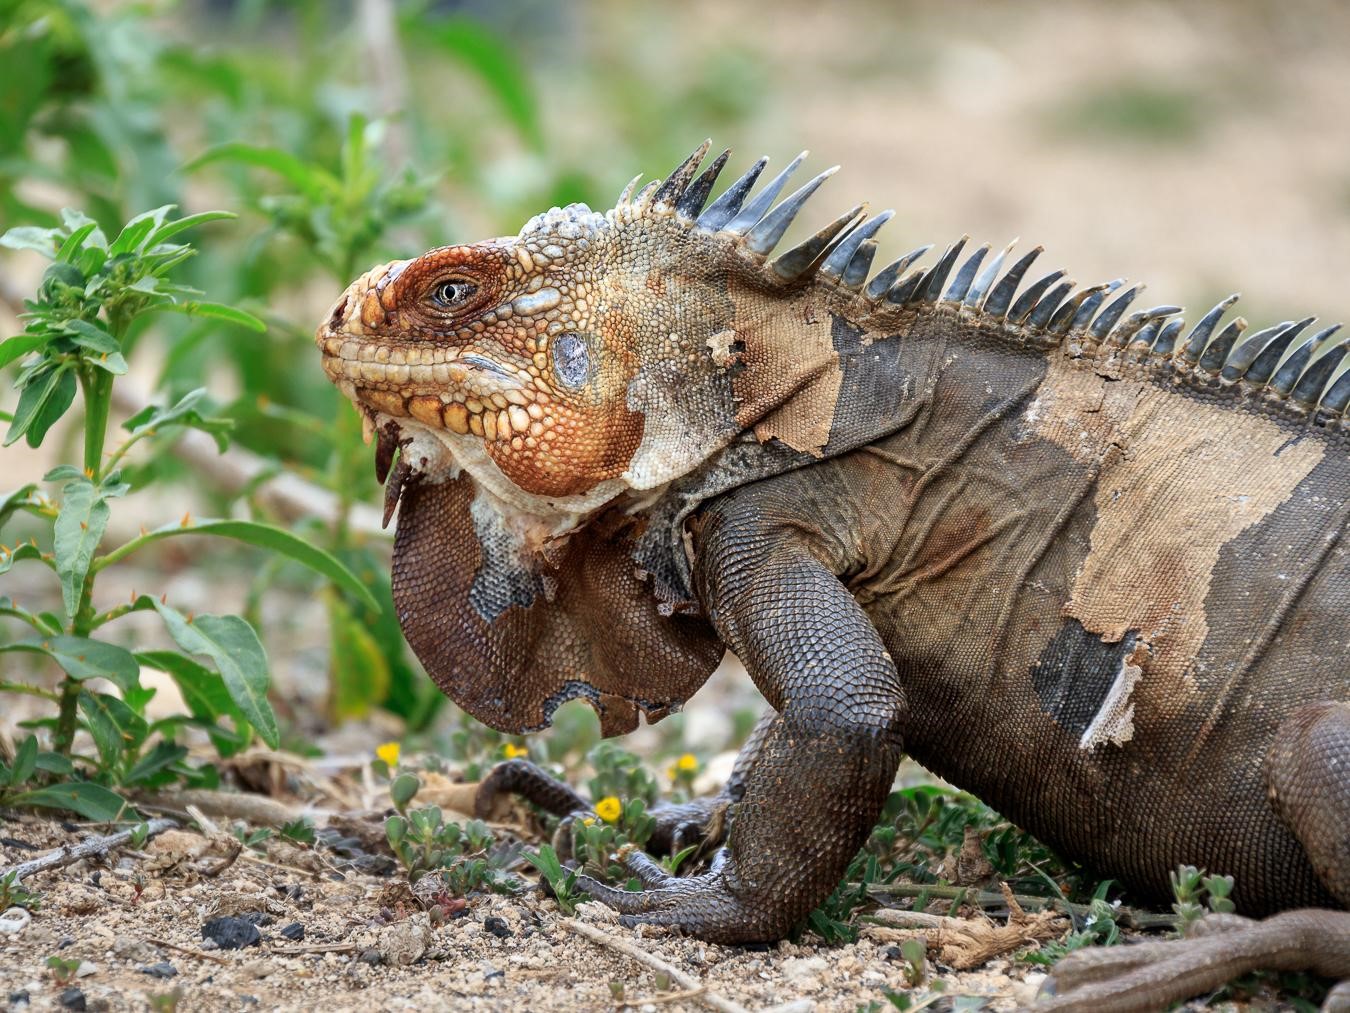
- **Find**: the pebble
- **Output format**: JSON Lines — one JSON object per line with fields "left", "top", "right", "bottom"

{"left": 280, "top": 922, "right": 305, "bottom": 941}
{"left": 112, "top": 937, "right": 159, "bottom": 963}
{"left": 201, "top": 916, "right": 262, "bottom": 949}
{"left": 74, "top": 961, "right": 98, "bottom": 978}
{"left": 483, "top": 916, "right": 512, "bottom": 939}
{"left": 139, "top": 962, "right": 177, "bottom": 979}
{"left": 58, "top": 987, "right": 86, "bottom": 1010}
{"left": 0, "top": 907, "right": 32, "bottom": 935}
{"left": 782, "top": 956, "right": 828, "bottom": 982}
{"left": 8, "top": 991, "right": 29, "bottom": 1006}
{"left": 358, "top": 948, "right": 383, "bottom": 965}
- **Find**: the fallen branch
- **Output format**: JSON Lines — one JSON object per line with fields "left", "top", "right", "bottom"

{"left": 866, "top": 882, "right": 1175, "bottom": 930}
{"left": 140, "top": 789, "right": 303, "bottom": 827}
{"left": 271, "top": 942, "right": 356, "bottom": 955}
{"left": 561, "top": 918, "right": 750, "bottom": 1013}
{"left": 0, "top": 818, "right": 176, "bottom": 882}
{"left": 147, "top": 936, "right": 231, "bottom": 966}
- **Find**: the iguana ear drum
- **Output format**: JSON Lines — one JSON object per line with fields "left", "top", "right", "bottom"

{"left": 390, "top": 472, "right": 724, "bottom": 736}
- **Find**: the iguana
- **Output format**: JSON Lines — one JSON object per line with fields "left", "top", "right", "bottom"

{"left": 316, "top": 141, "right": 1350, "bottom": 1010}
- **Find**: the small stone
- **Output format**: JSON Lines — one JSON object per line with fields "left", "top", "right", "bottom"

{"left": 0, "top": 907, "right": 31, "bottom": 935}
{"left": 74, "top": 961, "right": 98, "bottom": 978}
{"left": 202, "top": 915, "right": 262, "bottom": 949}
{"left": 782, "top": 955, "right": 828, "bottom": 981}
{"left": 280, "top": 922, "right": 305, "bottom": 941}
{"left": 358, "top": 948, "right": 383, "bottom": 965}
{"left": 483, "top": 916, "right": 512, "bottom": 939}
{"left": 241, "top": 960, "right": 272, "bottom": 980}
{"left": 138, "top": 962, "right": 177, "bottom": 980}
{"left": 8, "top": 990, "right": 30, "bottom": 1006}
{"left": 112, "top": 937, "right": 159, "bottom": 963}
{"left": 58, "top": 987, "right": 86, "bottom": 1010}
{"left": 882, "top": 945, "right": 903, "bottom": 962}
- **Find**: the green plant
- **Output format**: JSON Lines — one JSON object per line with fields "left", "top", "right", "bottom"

{"left": 1169, "top": 864, "right": 1236, "bottom": 936}
{"left": 0, "top": 871, "right": 41, "bottom": 911}
{"left": 585, "top": 742, "right": 659, "bottom": 809}
{"left": 0, "top": 208, "right": 377, "bottom": 815}
{"left": 520, "top": 843, "right": 587, "bottom": 916}
{"left": 384, "top": 805, "right": 519, "bottom": 896}
{"left": 1023, "top": 880, "right": 1122, "bottom": 965}
{"left": 46, "top": 955, "right": 81, "bottom": 985}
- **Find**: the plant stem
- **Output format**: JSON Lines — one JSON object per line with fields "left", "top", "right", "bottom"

{"left": 80, "top": 367, "right": 113, "bottom": 483}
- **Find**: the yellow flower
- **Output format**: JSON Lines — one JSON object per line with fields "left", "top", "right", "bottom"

{"left": 595, "top": 796, "right": 622, "bottom": 824}
{"left": 675, "top": 753, "right": 698, "bottom": 773}
{"left": 582, "top": 817, "right": 596, "bottom": 827}
{"left": 375, "top": 742, "right": 400, "bottom": 767}
{"left": 503, "top": 742, "right": 529, "bottom": 759}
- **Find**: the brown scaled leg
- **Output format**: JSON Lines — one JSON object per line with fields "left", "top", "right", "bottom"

{"left": 574, "top": 495, "right": 907, "bottom": 943}
{"left": 1038, "top": 701, "right": 1350, "bottom": 1012}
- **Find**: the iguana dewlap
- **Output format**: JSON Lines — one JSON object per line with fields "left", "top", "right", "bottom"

{"left": 316, "top": 141, "right": 1349, "bottom": 1006}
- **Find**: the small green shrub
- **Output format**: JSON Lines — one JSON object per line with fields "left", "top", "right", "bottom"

{"left": 385, "top": 805, "right": 519, "bottom": 896}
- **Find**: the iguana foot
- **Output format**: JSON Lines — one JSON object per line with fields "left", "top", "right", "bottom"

{"left": 575, "top": 847, "right": 792, "bottom": 943}
{"left": 1036, "top": 910, "right": 1350, "bottom": 1012}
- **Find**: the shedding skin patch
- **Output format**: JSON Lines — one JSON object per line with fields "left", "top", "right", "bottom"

{"left": 1039, "top": 352, "right": 1327, "bottom": 719}
{"left": 1078, "top": 641, "right": 1148, "bottom": 749}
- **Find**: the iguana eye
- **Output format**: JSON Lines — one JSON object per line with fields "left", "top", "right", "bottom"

{"left": 552, "top": 332, "right": 591, "bottom": 389}
{"left": 430, "top": 278, "right": 478, "bottom": 308}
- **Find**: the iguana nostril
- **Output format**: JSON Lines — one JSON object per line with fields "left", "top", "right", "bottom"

{"left": 328, "top": 295, "right": 348, "bottom": 331}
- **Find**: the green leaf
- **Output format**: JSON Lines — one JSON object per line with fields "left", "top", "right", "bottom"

{"left": 182, "top": 143, "right": 336, "bottom": 202}
{"left": 0, "top": 226, "right": 59, "bottom": 258}
{"left": 144, "top": 210, "right": 235, "bottom": 249}
{"left": 53, "top": 478, "right": 110, "bottom": 617}
{"left": 328, "top": 592, "right": 390, "bottom": 719}
{"left": 163, "top": 301, "right": 266, "bottom": 333}
{"left": 59, "top": 209, "right": 107, "bottom": 249}
{"left": 151, "top": 603, "right": 279, "bottom": 748}
{"left": 108, "top": 519, "right": 379, "bottom": 611}
{"left": 62, "top": 318, "right": 119, "bottom": 354}
{"left": 11, "top": 781, "right": 127, "bottom": 822}
{"left": 55, "top": 223, "right": 99, "bottom": 263}
{"left": 0, "top": 334, "right": 49, "bottom": 370}
{"left": 0, "top": 482, "right": 39, "bottom": 533}
{"left": 24, "top": 367, "right": 77, "bottom": 446}
{"left": 11, "top": 735, "right": 37, "bottom": 786}
{"left": 1, "top": 636, "right": 139, "bottom": 692}
{"left": 108, "top": 208, "right": 171, "bottom": 256}
{"left": 125, "top": 740, "right": 187, "bottom": 786}
{"left": 4, "top": 363, "right": 69, "bottom": 447}
{"left": 137, "top": 650, "right": 251, "bottom": 757}
{"left": 79, "top": 690, "right": 148, "bottom": 767}
{"left": 35, "top": 751, "right": 74, "bottom": 775}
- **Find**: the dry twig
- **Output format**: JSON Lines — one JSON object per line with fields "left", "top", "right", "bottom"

{"left": 562, "top": 917, "right": 750, "bottom": 1013}
{"left": 0, "top": 818, "right": 176, "bottom": 882}
{"left": 147, "top": 936, "right": 231, "bottom": 966}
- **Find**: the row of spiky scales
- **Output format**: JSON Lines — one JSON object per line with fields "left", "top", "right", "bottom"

{"left": 615, "top": 140, "right": 1350, "bottom": 431}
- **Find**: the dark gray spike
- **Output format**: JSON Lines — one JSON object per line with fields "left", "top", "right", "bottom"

{"left": 1007, "top": 269, "right": 1067, "bottom": 324}
{"left": 723, "top": 151, "right": 807, "bottom": 235}
{"left": 821, "top": 210, "right": 893, "bottom": 281}
{"left": 1291, "top": 326, "right": 1346, "bottom": 405}
{"left": 695, "top": 156, "right": 767, "bottom": 231}
{"left": 964, "top": 239, "right": 1016, "bottom": 308}
{"left": 920, "top": 236, "right": 968, "bottom": 302}
{"left": 1220, "top": 319, "right": 1297, "bottom": 381}
{"left": 1269, "top": 327, "right": 1324, "bottom": 396}
{"left": 746, "top": 167, "right": 841, "bottom": 255}
{"left": 1087, "top": 284, "right": 1144, "bottom": 341}
{"left": 842, "top": 239, "right": 878, "bottom": 290}
{"left": 1063, "top": 279, "right": 1128, "bottom": 330}
{"left": 943, "top": 243, "right": 990, "bottom": 304}
{"left": 864, "top": 244, "right": 932, "bottom": 301}
{"left": 1127, "top": 320, "right": 1161, "bottom": 354}
{"left": 769, "top": 203, "right": 863, "bottom": 279}
{"left": 1197, "top": 318, "right": 1248, "bottom": 373}
{"left": 674, "top": 148, "right": 730, "bottom": 219}
{"left": 1179, "top": 294, "right": 1241, "bottom": 364}
{"left": 1025, "top": 279, "right": 1077, "bottom": 329}
{"left": 886, "top": 270, "right": 927, "bottom": 304}
{"left": 1245, "top": 317, "right": 1317, "bottom": 385}
{"left": 1319, "top": 361, "right": 1350, "bottom": 415}
{"left": 983, "top": 246, "right": 1044, "bottom": 318}
{"left": 652, "top": 139, "right": 711, "bottom": 208}
{"left": 1050, "top": 281, "right": 1114, "bottom": 334}
{"left": 1150, "top": 317, "right": 1185, "bottom": 357}
{"left": 1109, "top": 305, "right": 1183, "bottom": 347}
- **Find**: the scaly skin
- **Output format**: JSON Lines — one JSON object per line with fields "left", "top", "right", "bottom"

{"left": 316, "top": 140, "right": 1350, "bottom": 1007}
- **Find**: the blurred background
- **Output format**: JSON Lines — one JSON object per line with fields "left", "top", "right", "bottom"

{"left": 3, "top": 0, "right": 1349, "bottom": 768}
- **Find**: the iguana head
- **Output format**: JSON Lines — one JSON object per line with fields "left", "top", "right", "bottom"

{"left": 316, "top": 141, "right": 870, "bottom": 734}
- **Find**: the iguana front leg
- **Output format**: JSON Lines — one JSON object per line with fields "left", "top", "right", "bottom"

{"left": 576, "top": 495, "right": 906, "bottom": 943}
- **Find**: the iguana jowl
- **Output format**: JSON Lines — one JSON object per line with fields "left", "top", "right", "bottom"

{"left": 317, "top": 141, "right": 1349, "bottom": 1009}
